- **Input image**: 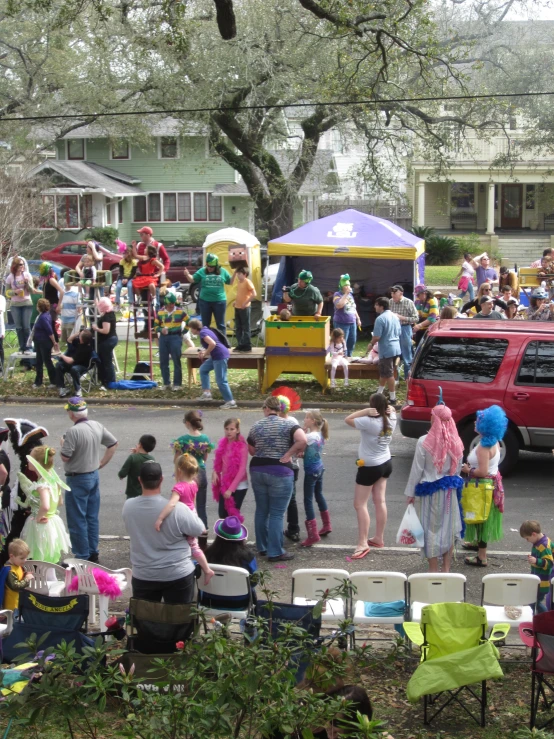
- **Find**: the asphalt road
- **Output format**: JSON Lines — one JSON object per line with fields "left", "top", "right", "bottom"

{"left": 3, "top": 404, "right": 553, "bottom": 552}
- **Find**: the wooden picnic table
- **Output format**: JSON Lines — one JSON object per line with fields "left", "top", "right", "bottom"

{"left": 183, "top": 347, "right": 266, "bottom": 392}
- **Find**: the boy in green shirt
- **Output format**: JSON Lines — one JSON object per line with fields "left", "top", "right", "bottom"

{"left": 118, "top": 434, "right": 157, "bottom": 498}
{"left": 520, "top": 520, "right": 554, "bottom": 613}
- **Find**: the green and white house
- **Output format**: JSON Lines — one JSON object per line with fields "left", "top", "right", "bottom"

{"left": 28, "top": 119, "right": 336, "bottom": 246}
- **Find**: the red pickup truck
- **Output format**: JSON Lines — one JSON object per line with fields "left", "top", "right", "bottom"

{"left": 400, "top": 319, "right": 554, "bottom": 473}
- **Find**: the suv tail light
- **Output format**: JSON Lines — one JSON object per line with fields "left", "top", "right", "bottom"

{"left": 407, "top": 382, "right": 428, "bottom": 407}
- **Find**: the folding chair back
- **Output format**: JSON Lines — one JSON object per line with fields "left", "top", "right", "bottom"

{"left": 291, "top": 569, "right": 349, "bottom": 621}
{"left": 482, "top": 573, "right": 540, "bottom": 606}
{"left": 351, "top": 571, "right": 406, "bottom": 604}
{"left": 128, "top": 597, "right": 198, "bottom": 654}
{"left": 23, "top": 561, "right": 67, "bottom": 597}
{"left": 197, "top": 564, "right": 252, "bottom": 619}
{"left": 409, "top": 573, "right": 466, "bottom": 605}
{"left": 533, "top": 611, "right": 554, "bottom": 675}
{"left": 421, "top": 602, "right": 487, "bottom": 661}
{"left": 80, "top": 351, "right": 101, "bottom": 395}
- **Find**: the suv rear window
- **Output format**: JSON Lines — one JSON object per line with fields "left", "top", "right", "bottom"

{"left": 517, "top": 341, "right": 554, "bottom": 386}
{"left": 413, "top": 337, "right": 509, "bottom": 384}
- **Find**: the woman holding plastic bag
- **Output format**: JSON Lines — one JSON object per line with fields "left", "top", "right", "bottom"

{"left": 461, "top": 405, "right": 507, "bottom": 568}
{"left": 403, "top": 402, "right": 465, "bottom": 572}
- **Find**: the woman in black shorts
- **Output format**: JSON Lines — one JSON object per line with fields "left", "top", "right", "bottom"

{"left": 345, "top": 394, "right": 396, "bottom": 559}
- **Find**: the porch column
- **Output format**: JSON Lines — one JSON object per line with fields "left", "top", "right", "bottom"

{"left": 486, "top": 182, "right": 495, "bottom": 235}
{"left": 417, "top": 181, "right": 425, "bottom": 227}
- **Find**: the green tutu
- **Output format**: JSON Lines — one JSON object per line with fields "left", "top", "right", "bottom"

{"left": 464, "top": 503, "right": 503, "bottom": 544}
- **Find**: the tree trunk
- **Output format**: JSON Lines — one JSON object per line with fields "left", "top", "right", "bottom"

{"left": 266, "top": 199, "right": 295, "bottom": 241}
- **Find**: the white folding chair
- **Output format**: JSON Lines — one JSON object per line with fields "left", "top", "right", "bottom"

{"left": 407, "top": 573, "right": 466, "bottom": 623}
{"left": 23, "top": 561, "right": 68, "bottom": 597}
{"left": 350, "top": 571, "right": 407, "bottom": 645}
{"left": 481, "top": 573, "right": 540, "bottom": 630}
{"left": 197, "top": 564, "right": 252, "bottom": 622}
{"left": 0, "top": 610, "right": 13, "bottom": 638}
{"left": 63, "top": 558, "right": 131, "bottom": 629}
{"left": 291, "top": 569, "right": 350, "bottom": 622}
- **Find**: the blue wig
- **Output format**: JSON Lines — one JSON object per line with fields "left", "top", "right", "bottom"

{"left": 475, "top": 405, "right": 508, "bottom": 447}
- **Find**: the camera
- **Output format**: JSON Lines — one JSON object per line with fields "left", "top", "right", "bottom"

{"left": 282, "top": 286, "right": 290, "bottom": 292}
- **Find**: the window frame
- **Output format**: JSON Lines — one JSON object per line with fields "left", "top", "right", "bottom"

{"left": 110, "top": 140, "right": 130, "bottom": 160}
{"left": 66, "top": 139, "right": 86, "bottom": 161}
{"left": 131, "top": 191, "right": 223, "bottom": 223}
{"left": 148, "top": 193, "right": 162, "bottom": 222}
{"left": 40, "top": 193, "right": 92, "bottom": 229}
{"left": 158, "top": 136, "right": 180, "bottom": 160}
{"left": 450, "top": 182, "right": 476, "bottom": 214}
{"left": 516, "top": 340, "right": 554, "bottom": 388}
{"left": 413, "top": 336, "right": 509, "bottom": 385}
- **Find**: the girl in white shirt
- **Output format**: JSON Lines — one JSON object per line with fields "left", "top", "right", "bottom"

{"left": 327, "top": 328, "right": 348, "bottom": 388}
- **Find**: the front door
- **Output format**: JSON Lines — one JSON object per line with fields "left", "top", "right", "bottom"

{"left": 501, "top": 184, "right": 523, "bottom": 229}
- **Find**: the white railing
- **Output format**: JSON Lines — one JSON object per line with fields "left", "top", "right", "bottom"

{"left": 414, "top": 133, "right": 554, "bottom": 163}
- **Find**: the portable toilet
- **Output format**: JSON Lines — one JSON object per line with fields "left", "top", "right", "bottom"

{"left": 202, "top": 228, "right": 262, "bottom": 332}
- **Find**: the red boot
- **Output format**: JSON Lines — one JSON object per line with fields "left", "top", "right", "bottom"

{"left": 318, "top": 510, "right": 332, "bottom": 536}
{"left": 300, "top": 519, "right": 321, "bottom": 547}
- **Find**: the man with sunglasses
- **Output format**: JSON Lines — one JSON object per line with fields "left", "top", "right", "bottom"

{"left": 475, "top": 254, "right": 498, "bottom": 288}
{"left": 461, "top": 283, "right": 507, "bottom": 316}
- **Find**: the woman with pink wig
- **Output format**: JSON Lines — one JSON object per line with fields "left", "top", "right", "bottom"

{"left": 92, "top": 297, "right": 118, "bottom": 388}
{"left": 404, "top": 403, "right": 465, "bottom": 572}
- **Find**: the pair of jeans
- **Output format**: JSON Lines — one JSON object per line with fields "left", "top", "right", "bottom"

{"left": 131, "top": 571, "right": 196, "bottom": 604}
{"left": 64, "top": 470, "right": 100, "bottom": 560}
{"left": 399, "top": 323, "right": 414, "bottom": 378}
{"left": 159, "top": 333, "right": 183, "bottom": 386}
{"left": 286, "top": 468, "right": 300, "bottom": 534}
{"left": 459, "top": 280, "right": 475, "bottom": 301}
{"left": 251, "top": 469, "right": 294, "bottom": 557}
{"left": 198, "top": 298, "right": 227, "bottom": 335}
{"left": 195, "top": 467, "right": 208, "bottom": 527}
{"left": 97, "top": 335, "right": 118, "bottom": 385}
{"left": 235, "top": 307, "right": 252, "bottom": 350}
{"left": 34, "top": 338, "right": 56, "bottom": 386}
{"left": 218, "top": 487, "right": 248, "bottom": 519}
{"left": 115, "top": 278, "right": 134, "bottom": 305}
{"left": 303, "top": 468, "right": 328, "bottom": 520}
{"left": 533, "top": 592, "right": 549, "bottom": 615}
{"left": 11, "top": 304, "right": 33, "bottom": 352}
{"left": 199, "top": 357, "right": 233, "bottom": 402}
{"left": 55, "top": 361, "right": 87, "bottom": 393}
{"left": 333, "top": 321, "right": 357, "bottom": 356}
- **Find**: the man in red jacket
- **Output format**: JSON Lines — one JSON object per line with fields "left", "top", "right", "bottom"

{"left": 133, "top": 227, "right": 170, "bottom": 274}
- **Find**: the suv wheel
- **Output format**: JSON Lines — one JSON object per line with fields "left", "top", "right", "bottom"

{"left": 459, "top": 423, "right": 520, "bottom": 476}
{"left": 190, "top": 284, "right": 199, "bottom": 303}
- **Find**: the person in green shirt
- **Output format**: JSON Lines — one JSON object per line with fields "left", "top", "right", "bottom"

{"left": 282, "top": 270, "right": 324, "bottom": 317}
{"left": 118, "top": 434, "right": 156, "bottom": 498}
{"left": 183, "top": 253, "right": 231, "bottom": 335}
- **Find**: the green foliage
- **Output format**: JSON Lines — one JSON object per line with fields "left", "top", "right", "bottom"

{"left": 425, "top": 235, "right": 461, "bottom": 266}
{"left": 454, "top": 232, "right": 482, "bottom": 257}
{"left": 184, "top": 228, "right": 215, "bottom": 246}
{"left": 513, "top": 729, "right": 554, "bottom": 739}
{"left": 86, "top": 227, "right": 118, "bottom": 250}
{"left": 411, "top": 226, "right": 436, "bottom": 241}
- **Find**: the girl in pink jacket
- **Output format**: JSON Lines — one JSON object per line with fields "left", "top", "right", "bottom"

{"left": 212, "top": 418, "right": 248, "bottom": 522}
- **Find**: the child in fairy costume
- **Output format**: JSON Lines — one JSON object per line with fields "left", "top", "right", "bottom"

{"left": 19, "top": 446, "right": 71, "bottom": 563}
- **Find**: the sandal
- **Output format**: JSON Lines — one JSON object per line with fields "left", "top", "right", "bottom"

{"left": 351, "top": 547, "right": 371, "bottom": 560}
{"left": 464, "top": 555, "right": 487, "bottom": 567}
{"left": 367, "top": 538, "right": 385, "bottom": 548}
{"left": 461, "top": 542, "right": 479, "bottom": 552}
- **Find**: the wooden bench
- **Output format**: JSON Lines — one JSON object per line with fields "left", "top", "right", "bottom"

{"left": 324, "top": 357, "right": 398, "bottom": 389}
{"left": 183, "top": 347, "right": 265, "bottom": 392}
{"left": 451, "top": 212, "right": 478, "bottom": 230}
{"left": 544, "top": 214, "right": 554, "bottom": 230}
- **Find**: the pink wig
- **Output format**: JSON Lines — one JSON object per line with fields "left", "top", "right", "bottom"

{"left": 97, "top": 297, "right": 113, "bottom": 315}
{"left": 67, "top": 568, "right": 122, "bottom": 599}
{"left": 422, "top": 404, "right": 464, "bottom": 474}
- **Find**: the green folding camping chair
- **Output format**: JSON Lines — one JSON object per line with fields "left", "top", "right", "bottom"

{"left": 405, "top": 602, "right": 508, "bottom": 727}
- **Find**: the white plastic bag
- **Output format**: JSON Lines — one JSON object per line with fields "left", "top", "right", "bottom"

{"left": 396, "top": 503, "right": 425, "bottom": 547}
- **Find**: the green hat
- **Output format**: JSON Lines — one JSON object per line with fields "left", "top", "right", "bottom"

{"left": 39, "top": 262, "right": 52, "bottom": 276}
{"left": 206, "top": 253, "right": 219, "bottom": 267}
{"left": 339, "top": 273, "right": 350, "bottom": 288}
{"left": 164, "top": 292, "right": 177, "bottom": 304}
{"left": 64, "top": 397, "right": 87, "bottom": 412}
{"left": 298, "top": 270, "right": 313, "bottom": 283}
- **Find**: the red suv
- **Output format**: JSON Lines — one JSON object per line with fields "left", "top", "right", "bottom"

{"left": 400, "top": 319, "right": 554, "bottom": 473}
{"left": 41, "top": 241, "right": 121, "bottom": 273}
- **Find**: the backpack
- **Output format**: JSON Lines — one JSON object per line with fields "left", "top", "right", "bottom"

{"left": 209, "top": 327, "right": 230, "bottom": 348}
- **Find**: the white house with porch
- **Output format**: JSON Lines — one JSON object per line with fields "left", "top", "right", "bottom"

{"left": 409, "top": 129, "right": 554, "bottom": 264}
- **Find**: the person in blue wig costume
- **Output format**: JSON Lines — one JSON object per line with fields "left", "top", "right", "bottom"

{"left": 461, "top": 404, "right": 508, "bottom": 567}
{"left": 404, "top": 388, "right": 465, "bottom": 572}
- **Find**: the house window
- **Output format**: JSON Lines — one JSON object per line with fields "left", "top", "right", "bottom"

{"left": 148, "top": 193, "right": 161, "bottom": 221}
{"left": 67, "top": 140, "right": 85, "bottom": 160}
{"left": 208, "top": 194, "right": 222, "bottom": 221}
{"left": 163, "top": 193, "right": 177, "bottom": 221}
{"left": 178, "top": 193, "right": 191, "bottom": 221}
{"left": 526, "top": 185, "right": 536, "bottom": 210}
{"left": 118, "top": 200, "right": 123, "bottom": 224}
{"left": 106, "top": 203, "right": 111, "bottom": 225}
{"left": 82, "top": 195, "right": 93, "bottom": 228}
{"left": 56, "top": 195, "right": 79, "bottom": 228}
{"left": 111, "top": 140, "right": 130, "bottom": 159}
{"left": 41, "top": 195, "right": 55, "bottom": 228}
{"left": 194, "top": 193, "right": 208, "bottom": 221}
{"left": 160, "top": 136, "right": 178, "bottom": 159}
{"left": 134, "top": 196, "right": 147, "bottom": 222}
{"left": 450, "top": 183, "right": 475, "bottom": 213}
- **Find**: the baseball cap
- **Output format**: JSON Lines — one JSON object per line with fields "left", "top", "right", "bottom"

{"left": 139, "top": 460, "right": 162, "bottom": 484}
{"left": 480, "top": 295, "right": 494, "bottom": 305}
{"left": 137, "top": 226, "right": 153, "bottom": 236}
{"left": 390, "top": 285, "right": 404, "bottom": 293}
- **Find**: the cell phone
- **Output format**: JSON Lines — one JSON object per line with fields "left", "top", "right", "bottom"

{"left": 282, "top": 286, "right": 290, "bottom": 292}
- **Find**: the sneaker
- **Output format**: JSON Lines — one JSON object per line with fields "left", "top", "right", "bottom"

{"left": 162, "top": 385, "right": 171, "bottom": 390}
{"left": 59, "top": 388, "right": 69, "bottom": 397}
{"left": 23, "top": 348, "right": 33, "bottom": 355}
{"left": 47, "top": 384, "right": 56, "bottom": 389}
{"left": 32, "top": 383, "right": 41, "bottom": 389}
{"left": 74, "top": 389, "right": 82, "bottom": 396}
{"left": 344, "top": 380, "right": 349, "bottom": 387}
{"left": 220, "top": 400, "right": 237, "bottom": 410}
{"left": 268, "top": 552, "right": 295, "bottom": 562}
{"left": 330, "top": 381, "right": 336, "bottom": 388}
{"left": 171, "top": 386, "right": 181, "bottom": 392}
{"left": 197, "top": 392, "right": 212, "bottom": 401}
{"left": 99, "top": 385, "right": 107, "bottom": 392}
{"left": 284, "top": 530, "right": 300, "bottom": 542}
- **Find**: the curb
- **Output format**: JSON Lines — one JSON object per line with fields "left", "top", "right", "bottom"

{"left": 0, "top": 395, "right": 372, "bottom": 411}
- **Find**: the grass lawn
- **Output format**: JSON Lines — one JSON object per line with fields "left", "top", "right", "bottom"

{"left": 425, "top": 265, "right": 459, "bottom": 285}
{"left": 2, "top": 331, "right": 404, "bottom": 406}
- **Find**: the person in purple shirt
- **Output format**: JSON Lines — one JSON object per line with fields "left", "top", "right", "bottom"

{"left": 332, "top": 274, "right": 362, "bottom": 356}
{"left": 188, "top": 319, "right": 236, "bottom": 410}
{"left": 32, "top": 298, "right": 59, "bottom": 389}
{"left": 475, "top": 254, "right": 498, "bottom": 288}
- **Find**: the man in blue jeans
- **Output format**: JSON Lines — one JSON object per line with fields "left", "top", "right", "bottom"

{"left": 61, "top": 398, "right": 118, "bottom": 562}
